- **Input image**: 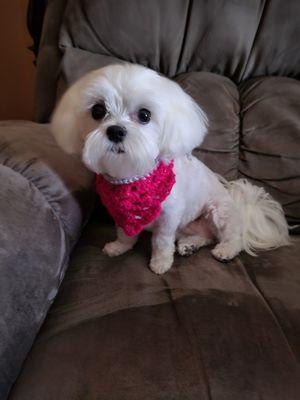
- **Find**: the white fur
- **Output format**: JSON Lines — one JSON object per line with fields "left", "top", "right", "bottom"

{"left": 51, "top": 63, "right": 290, "bottom": 274}
{"left": 225, "top": 179, "right": 290, "bottom": 256}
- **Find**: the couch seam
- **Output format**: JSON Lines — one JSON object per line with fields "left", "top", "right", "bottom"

{"left": 237, "top": 81, "right": 243, "bottom": 179}
{"left": 176, "top": 0, "right": 193, "bottom": 74}
{"left": 240, "top": 0, "right": 269, "bottom": 81}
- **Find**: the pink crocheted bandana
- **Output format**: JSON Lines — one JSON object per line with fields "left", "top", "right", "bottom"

{"left": 96, "top": 161, "right": 175, "bottom": 236}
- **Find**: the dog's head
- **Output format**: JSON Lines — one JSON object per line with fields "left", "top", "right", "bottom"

{"left": 51, "top": 63, "right": 207, "bottom": 179}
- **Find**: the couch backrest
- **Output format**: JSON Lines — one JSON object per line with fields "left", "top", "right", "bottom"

{"left": 35, "top": 0, "right": 299, "bottom": 122}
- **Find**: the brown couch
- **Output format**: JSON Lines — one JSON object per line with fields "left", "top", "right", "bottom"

{"left": 1, "top": 1, "right": 299, "bottom": 399}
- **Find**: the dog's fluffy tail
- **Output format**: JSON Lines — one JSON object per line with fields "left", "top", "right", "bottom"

{"left": 226, "top": 179, "right": 291, "bottom": 256}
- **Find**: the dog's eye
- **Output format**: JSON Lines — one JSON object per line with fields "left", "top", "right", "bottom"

{"left": 91, "top": 103, "right": 106, "bottom": 120}
{"left": 137, "top": 108, "right": 151, "bottom": 124}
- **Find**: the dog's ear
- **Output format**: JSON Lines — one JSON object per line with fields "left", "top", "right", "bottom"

{"left": 160, "top": 80, "right": 207, "bottom": 158}
{"left": 50, "top": 81, "right": 84, "bottom": 154}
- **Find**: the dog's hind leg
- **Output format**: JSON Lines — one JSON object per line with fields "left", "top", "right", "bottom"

{"left": 177, "top": 235, "right": 214, "bottom": 256}
{"left": 207, "top": 200, "right": 243, "bottom": 262}
{"left": 177, "top": 217, "right": 214, "bottom": 256}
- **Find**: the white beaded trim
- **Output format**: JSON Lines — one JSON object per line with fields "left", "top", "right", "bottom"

{"left": 103, "top": 159, "right": 160, "bottom": 185}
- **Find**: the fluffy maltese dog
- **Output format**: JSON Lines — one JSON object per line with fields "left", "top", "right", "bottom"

{"left": 51, "top": 63, "right": 290, "bottom": 274}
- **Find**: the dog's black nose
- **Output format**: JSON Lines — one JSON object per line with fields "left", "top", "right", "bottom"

{"left": 106, "top": 125, "right": 127, "bottom": 143}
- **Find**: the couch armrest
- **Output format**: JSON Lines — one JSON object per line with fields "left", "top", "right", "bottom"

{"left": 0, "top": 121, "right": 94, "bottom": 399}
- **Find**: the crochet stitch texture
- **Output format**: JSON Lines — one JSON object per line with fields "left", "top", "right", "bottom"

{"left": 96, "top": 161, "right": 175, "bottom": 236}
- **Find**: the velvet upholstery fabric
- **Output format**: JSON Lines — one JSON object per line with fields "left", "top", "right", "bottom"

{"left": 239, "top": 77, "right": 300, "bottom": 226}
{"left": 58, "top": 0, "right": 300, "bottom": 81}
{"left": 9, "top": 222, "right": 300, "bottom": 400}
{"left": 0, "top": 122, "right": 94, "bottom": 399}
{"left": 34, "top": 0, "right": 300, "bottom": 122}
{"left": 176, "top": 72, "right": 240, "bottom": 181}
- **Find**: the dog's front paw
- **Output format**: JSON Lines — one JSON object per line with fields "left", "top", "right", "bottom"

{"left": 103, "top": 241, "right": 130, "bottom": 257}
{"left": 149, "top": 255, "right": 173, "bottom": 275}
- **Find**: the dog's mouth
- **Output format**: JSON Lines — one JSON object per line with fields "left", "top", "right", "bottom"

{"left": 109, "top": 144, "right": 125, "bottom": 154}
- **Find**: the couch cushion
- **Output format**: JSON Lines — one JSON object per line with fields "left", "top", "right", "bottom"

{"left": 239, "top": 77, "right": 300, "bottom": 226}
{"left": 240, "top": 244, "right": 300, "bottom": 364}
{"left": 35, "top": 0, "right": 300, "bottom": 122}
{"left": 59, "top": 0, "right": 300, "bottom": 82}
{"left": 242, "top": 0, "right": 300, "bottom": 80}
{"left": 0, "top": 121, "right": 94, "bottom": 246}
{"left": 59, "top": 0, "right": 257, "bottom": 80}
{"left": 9, "top": 222, "right": 300, "bottom": 400}
{"left": 0, "top": 121, "right": 94, "bottom": 399}
{"left": 176, "top": 72, "right": 240, "bottom": 180}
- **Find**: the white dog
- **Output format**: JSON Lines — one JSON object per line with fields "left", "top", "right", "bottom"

{"left": 51, "top": 63, "right": 290, "bottom": 274}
